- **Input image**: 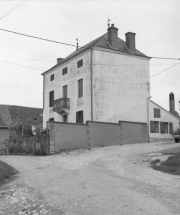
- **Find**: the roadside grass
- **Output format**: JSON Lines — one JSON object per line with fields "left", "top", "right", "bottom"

{"left": 151, "top": 153, "right": 180, "bottom": 176}
{"left": 0, "top": 160, "right": 19, "bottom": 186}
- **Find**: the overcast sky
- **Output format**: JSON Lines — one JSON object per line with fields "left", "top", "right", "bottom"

{"left": 0, "top": 0, "right": 180, "bottom": 113}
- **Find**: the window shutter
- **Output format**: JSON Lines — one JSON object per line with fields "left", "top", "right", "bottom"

{"left": 150, "top": 121, "right": 155, "bottom": 133}
{"left": 81, "top": 111, "right": 83, "bottom": 123}
{"left": 160, "top": 122, "right": 165, "bottom": 133}
{"left": 154, "top": 108, "right": 160, "bottom": 118}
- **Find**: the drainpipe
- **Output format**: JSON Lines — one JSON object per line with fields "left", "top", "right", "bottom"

{"left": 147, "top": 96, "right": 152, "bottom": 142}
{"left": 90, "top": 48, "right": 93, "bottom": 121}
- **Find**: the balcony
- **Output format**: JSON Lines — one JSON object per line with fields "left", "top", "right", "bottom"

{"left": 53, "top": 98, "right": 70, "bottom": 115}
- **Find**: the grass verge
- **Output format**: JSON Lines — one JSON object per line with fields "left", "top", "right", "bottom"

{"left": 0, "top": 160, "right": 19, "bottom": 186}
{"left": 151, "top": 152, "right": 180, "bottom": 176}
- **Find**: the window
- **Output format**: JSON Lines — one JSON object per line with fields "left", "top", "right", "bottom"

{"left": 78, "top": 79, "right": 83, "bottom": 98}
{"left": 49, "top": 117, "right": 54, "bottom": 122}
{"left": 49, "top": 90, "right": 54, "bottom": 107}
{"left": 150, "top": 121, "right": 159, "bottom": 133}
{"left": 63, "top": 115, "right": 68, "bottom": 123}
{"left": 76, "top": 111, "right": 83, "bottom": 123}
{"left": 169, "top": 123, "right": 173, "bottom": 134}
{"left": 160, "top": 122, "right": 165, "bottom": 133}
{"left": 62, "top": 67, "right": 68, "bottom": 76}
{"left": 50, "top": 74, "right": 54, "bottom": 81}
{"left": 154, "top": 108, "right": 160, "bottom": 118}
{"left": 77, "top": 59, "right": 83, "bottom": 68}
{"left": 63, "top": 85, "right": 68, "bottom": 98}
{"left": 164, "top": 122, "right": 168, "bottom": 133}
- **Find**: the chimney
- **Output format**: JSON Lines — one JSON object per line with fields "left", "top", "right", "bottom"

{"left": 125, "top": 32, "right": 136, "bottom": 53}
{"left": 169, "top": 92, "right": 175, "bottom": 114}
{"left": 107, "top": 24, "right": 118, "bottom": 49}
{"left": 57, "top": 58, "right": 64, "bottom": 64}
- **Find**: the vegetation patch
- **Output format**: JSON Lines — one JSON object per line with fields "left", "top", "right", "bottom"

{"left": 151, "top": 153, "right": 180, "bottom": 176}
{"left": 0, "top": 160, "right": 19, "bottom": 186}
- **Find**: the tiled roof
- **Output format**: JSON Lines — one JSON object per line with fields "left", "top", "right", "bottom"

{"left": 0, "top": 105, "right": 43, "bottom": 127}
{"left": 42, "top": 32, "right": 150, "bottom": 75}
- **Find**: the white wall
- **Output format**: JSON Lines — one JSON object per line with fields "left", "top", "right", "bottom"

{"left": 149, "top": 101, "right": 179, "bottom": 139}
{"left": 43, "top": 50, "right": 92, "bottom": 128}
{"left": 92, "top": 47, "right": 150, "bottom": 123}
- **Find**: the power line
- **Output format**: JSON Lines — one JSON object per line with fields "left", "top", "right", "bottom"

{"left": 0, "top": 54, "right": 55, "bottom": 62}
{"left": 0, "top": 59, "right": 43, "bottom": 71}
{"left": 150, "top": 56, "right": 180, "bottom": 60}
{"left": 0, "top": 0, "right": 26, "bottom": 21}
{"left": 1, "top": 27, "right": 180, "bottom": 61}
{"left": 150, "top": 62, "right": 180, "bottom": 78}
{"left": 0, "top": 28, "right": 77, "bottom": 47}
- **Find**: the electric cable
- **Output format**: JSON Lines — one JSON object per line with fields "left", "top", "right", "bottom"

{"left": 0, "top": 28, "right": 77, "bottom": 47}
{"left": 150, "top": 62, "right": 180, "bottom": 78}
{"left": 0, "top": 28, "right": 180, "bottom": 61}
{"left": 0, "top": 0, "right": 26, "bottom": 21}
{"left": 0, "top": 59, "right": 43, "bottom": 71}
{"left": 0, "top": 54, "right": 55, "bottom": 62}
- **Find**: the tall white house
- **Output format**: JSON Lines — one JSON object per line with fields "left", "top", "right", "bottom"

{"left": 42, "top": 24, "right": 151, "bottom": 128}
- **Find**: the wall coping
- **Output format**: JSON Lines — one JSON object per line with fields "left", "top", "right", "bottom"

{"left": 119, "top": 120, "right": 147, "bottom": 125}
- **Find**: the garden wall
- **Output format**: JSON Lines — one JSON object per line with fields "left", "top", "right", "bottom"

{"left": 47, "top": 120, "right": 148, "bottom": 153}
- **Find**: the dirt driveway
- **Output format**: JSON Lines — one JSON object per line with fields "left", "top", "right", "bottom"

{"left": 0, "top": 142, "right": 180, "bottom": 215}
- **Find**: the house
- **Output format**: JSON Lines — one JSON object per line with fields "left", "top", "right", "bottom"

{"left": 42, "top": 24, "right": 151, "bottom": 128}
{"left": 149, "top": 93, "right": 180, "bottom": 142}
{"left": 0, "top": 105, "right": 43, "bottom": 149}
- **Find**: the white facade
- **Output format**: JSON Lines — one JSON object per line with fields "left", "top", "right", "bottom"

{"left": 149, "top": 100, "right": 179, "bottom": 141}
{"left": 43, "top": 48, "right": 150, "bottom": 128}
{"left": 42, "top": 25, "right": 151, "bottom": 128}
{"left": 92, "top": 47, "right": 150, "bottom": 123}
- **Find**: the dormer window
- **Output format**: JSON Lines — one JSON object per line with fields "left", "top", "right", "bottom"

{"left": 50, "top": 74, "right": 54, "bottom": 81}
{"left": 77, "top": 59, "right": 83, "bottom": 68}
{"left": 62, "top": 67, "right": 68, "bottom": 76}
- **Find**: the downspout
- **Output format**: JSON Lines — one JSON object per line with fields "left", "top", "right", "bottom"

{"left": 147, "top": 96, "right": 152, "bottom": 142}
{"left": 42, "top": 74, "right": 45, "bottom": 128}
{"left": 90, "top": 48, "right": 93, "bottom": 121}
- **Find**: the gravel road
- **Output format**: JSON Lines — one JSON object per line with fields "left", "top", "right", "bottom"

{"left": 0, "top": 142, "right": 180, "bottom": 215}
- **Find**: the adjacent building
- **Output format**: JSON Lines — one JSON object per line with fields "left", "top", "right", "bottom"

{"left": 0, "top": 105, "right": 43, "bottom": 149}
{"left": 42, "top": 24, "right": 151, "bottom": 128}
{"left": 149, "top": 93, "right": 180, "bottom": 142}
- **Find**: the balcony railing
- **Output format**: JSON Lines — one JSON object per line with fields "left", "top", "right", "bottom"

{"left": 53, "top": 98, "right": 70, "bottom": 114}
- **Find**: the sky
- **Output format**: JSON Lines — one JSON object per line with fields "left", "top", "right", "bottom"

{"left": 0, "top": 0, "right": 180, "bottom": 113}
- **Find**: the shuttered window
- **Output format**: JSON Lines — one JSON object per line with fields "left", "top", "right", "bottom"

{"left": 160, "top": 122, "right": 165, "bottom": 133}
{"left": 63, "top": 115, "right": 68, "bottom": 123}
{"left": 76, "top": 111, "right": 83, "bottom": 123}
{"left": 77, "top": 59, "right": 83, "bottom": 68}
{"left": 150, "top": 121, "right": 159, "bottom": 133}
{"left": 164, "top": 122, "right": 168, "bottom": 133}
{"left": 63, "top": 85, "right": 68, "bottom": 98}
{"left": 169, "top": 123, "right": 173, "bottom": 134}
{"left": 78, "top": 79, "right": 83, "bottom": 98}
{"left": 50, "top": 74, "right": 54, "bottom": 81}
{"left": 62, "top": 67, "right": 68, "bottom": 76}
{"left": 49, "top": 90, "right": 54, "bottom": 107}
{"left": 154, "top": 108, "right": 160, "bottom": 118}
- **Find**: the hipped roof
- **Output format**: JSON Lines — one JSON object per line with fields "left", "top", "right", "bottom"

{"left": 42, "top": 32, "right": 150, "bottom": 75}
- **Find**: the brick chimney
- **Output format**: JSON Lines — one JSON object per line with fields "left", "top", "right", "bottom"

{"left": 169, "top": 92, "right": 175, "bottom": 114}
{"left": 57, "top": 58, "right": 64, "bottom": 64}
{"left": 125, "top": 32, "right": 136, "bottom": 53}
{"left": 107, "top": 24, "right": 118, "bottom": 49}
